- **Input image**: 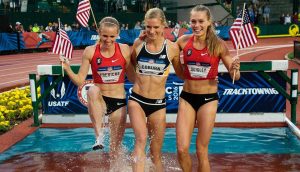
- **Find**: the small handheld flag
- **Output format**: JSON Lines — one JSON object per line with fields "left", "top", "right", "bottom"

{"left": 52, "top": 28, "right": 73, "bottom": 59}
{"left": 76, "top": 0, "right": 91, "bottom": 27}
{"left": 229, "top": 7, "right": 257, "bottom": 50}
{"left": 52, "top": 18, "right": 73, "bottom": 76}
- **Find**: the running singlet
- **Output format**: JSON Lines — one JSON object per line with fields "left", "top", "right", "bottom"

{"left": 182, "top": 36, "right": 220, "bottom": 80}
{"left": 90, "top": 43, "right": 126, "bottom": 84}
{"left": 136, "top": 40, "right": 171, "bottom": 76}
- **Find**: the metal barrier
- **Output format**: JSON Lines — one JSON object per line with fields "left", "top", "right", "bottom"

{"left": 29, "top": 60, "right": 298, "bottom": 126}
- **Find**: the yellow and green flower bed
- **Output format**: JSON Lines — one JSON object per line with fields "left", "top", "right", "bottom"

{"left": 0, "top": 86, "right": 40, "bottom": 134}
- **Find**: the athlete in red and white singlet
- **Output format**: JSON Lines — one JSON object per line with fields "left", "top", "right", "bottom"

{"left": 61, "top": 17, "right": 133, "bottom": 170}
{"left": 90, "top": 42, "right": 126, "bottom": 84}
{"left": 176, "top": 5, "right": 241, "bottom": 172}
{"left": 182, "top": 35, "right": 220, "bottom": 80}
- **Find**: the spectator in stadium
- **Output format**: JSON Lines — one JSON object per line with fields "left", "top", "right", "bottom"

{"left": 45, "top": 22, "right": 53, "bottom": 32}
{"left": 61, "top": 16, "right": 134, "bottom": 168}
{"left": 14, "top": 22, "right": 24, "bottom": 33}
{"left": 263, "top": 4, "right": 270, "bottom": 24}
{"left": 129, "top": 7, "right": 183, "bottom": 172}
{"left": 292, "top": 12, "right": 298, "bottom": 24}
{"left": 26, "top": 24, "right": 33, "bottom": 32}
{"left": 280, "top": 13, "right": 285, "bottom": 25}
{"left": 175, "top": 5, "right": 240, "bottom": 172}
{"left": 32, "top": 23, "right": 40, "bottom": 33}
{"left": 134, "top": 21, "right": 142, "bottom": 29}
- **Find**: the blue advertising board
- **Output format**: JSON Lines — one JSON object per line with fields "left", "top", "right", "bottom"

{"left": 41, "top": 72, "right": 286, "bottom": 114}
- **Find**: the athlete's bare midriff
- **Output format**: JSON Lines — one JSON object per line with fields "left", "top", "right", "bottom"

{"left": 94, "top": 83, "right": 126, "bottom": 99}
{"left": 132, "top": 74, "right": 168, "bottom": 99}
{"left": 183, "top": 79, "right": 218, "bottom": 94}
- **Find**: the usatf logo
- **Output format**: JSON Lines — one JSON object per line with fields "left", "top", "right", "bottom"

{"left": 48, "top": 82, "right": 69, "bottom": 107}
{"left": 77, "top": 80, "right": 94, "bottom": 106}
{"left": 187, "top": 49, "right": 192, "bottom": 56}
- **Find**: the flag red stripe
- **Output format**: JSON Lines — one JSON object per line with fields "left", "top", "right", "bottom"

{"left": 76, "top": 0, "right": 91, "bottom": 27}
{"left": 229, "top": 9, "right": 258, "bottom": 50}
{"left": 52, "top": 28, "right": 73, "bottom": 59}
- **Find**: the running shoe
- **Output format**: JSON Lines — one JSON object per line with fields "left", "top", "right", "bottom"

{"left": 92, "top": 135, "right": 104, "bottom": 150}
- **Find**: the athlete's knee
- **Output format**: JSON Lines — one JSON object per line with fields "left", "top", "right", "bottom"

{"left": 150, "top": 151, "right": 162, "bottom": 162}
{"left": 196, "top": 144, "right": 208, "bottom": 158}
{"left": 135, "top": 134, "right": 148, "bottom": 148}
{"left": 177, "top": 144, "right": 190, "bottom": 157}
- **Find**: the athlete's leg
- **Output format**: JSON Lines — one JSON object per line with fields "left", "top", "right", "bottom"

{"left": 87, "top": 86, "right": 106, "bottom": 147}
{"left": 147, "top": 108, "right": 166, "bottom": 172}
{"left": 195, "top": 100, "right": 218, "bottom": 172}
{"left": 128, "top": 100, "right": 147, "bottom": 172}
{"left": 176, "top": 98, "right": 196, "bottom": 172}
{"left": 108, "top": 106, "right": 127, "bottom": 167}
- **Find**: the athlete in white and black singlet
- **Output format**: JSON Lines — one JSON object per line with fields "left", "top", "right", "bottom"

{"left": 128, "top": 8, "right": 183, "bottom": 172}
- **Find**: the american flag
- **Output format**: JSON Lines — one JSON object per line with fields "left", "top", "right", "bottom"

{"left": 76, "top": 0, "right": 91, "bottom": 27}
{"left": 229, "top": 8, "right": 257, "bottom": 49}
{"left": 52, "top": 28, "right": 73, "bottom": 59}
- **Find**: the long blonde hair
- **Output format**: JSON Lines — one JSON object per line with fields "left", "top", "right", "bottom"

{"left": 97, "top": 16, "right": 120, "bottom": 43}
{"left": 191, "top": 5, "right": 222, "bottom": 57}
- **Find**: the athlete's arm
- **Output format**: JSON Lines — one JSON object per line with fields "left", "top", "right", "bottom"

{"left": 120, "top": 43, "right": 136, "bottom": 83}
{"left": 62, "top": 46, "right": 93, "bottom": 86}
{"left": 168, "top": 41, "right": 184, "bottom": 80}
{"left": 219, "top": 40, "right": 240, "bottom": 81}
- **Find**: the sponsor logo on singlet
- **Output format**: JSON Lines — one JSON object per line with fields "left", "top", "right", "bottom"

{"left": 187, "top": 49, "right": 192, "bottom": 56}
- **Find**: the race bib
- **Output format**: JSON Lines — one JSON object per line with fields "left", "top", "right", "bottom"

{"left": 187, "top": 62, "right": 211, "bottom": 78}
{"left": 97, "top": 66, "right": 122, "bottom": 83}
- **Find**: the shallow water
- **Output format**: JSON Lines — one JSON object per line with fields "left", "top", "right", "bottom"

{"left": 1, "top": 127, "right": 300, "bottom": 171}
{"left": 1, "top": 152, "right": 300, "bottom": 171}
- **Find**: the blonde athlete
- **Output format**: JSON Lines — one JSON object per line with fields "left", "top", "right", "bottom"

{"left": 61, "top": 17, "right": 133, "bottom": 165}
{"left": 176, "top": 5, "right": 240, "bottom": 172}
{"left": 128, "top": 8, "right": 183, "bottom": 172}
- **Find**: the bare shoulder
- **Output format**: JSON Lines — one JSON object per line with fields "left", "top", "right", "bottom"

{"left": 176, "top": 34, "right": 192, "bottom": 48}
{"left": 82, "top": 45, "right": 96, "bottom": 60}
{"left": 218, "top": 38, "right": 229, "bottom": 52}
{"left": 133, "top": 38, "right": 143, "bottom": 49}
{"left": 166, "top": 39, "right": 179, "bottom": 52}
{"left": 119, "top": 43, "right": 130, "bottom": 52}
{"left": 118, "top": 43, "right": 131, "bottom": 57}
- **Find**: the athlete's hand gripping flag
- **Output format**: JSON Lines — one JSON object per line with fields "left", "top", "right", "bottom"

{"left": 229, "top": 3, "right": 257, "bottom": 83}
{"left": 52, "top": 18, "right": 73, "bottom": 76}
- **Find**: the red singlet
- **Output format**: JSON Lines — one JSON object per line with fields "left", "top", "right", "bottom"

{"left": 90, "top": 43, "right": 126, "bottom": 84}
{"left": 182, "top": 36, "right": 220, "bottom": 80}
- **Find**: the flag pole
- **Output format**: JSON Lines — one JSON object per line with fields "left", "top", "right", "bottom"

{"left": 232, "top": 3, "right": 246, "bottom": 84}
{"left": 89, "top": 0, "right": 98, "bottom": 30}
{"left": 58, "top": 18, "right": 64, "bottom": 77}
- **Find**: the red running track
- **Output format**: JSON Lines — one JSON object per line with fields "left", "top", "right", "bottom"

{"left": 0, "top": 37, "right": 299, "bottom": 123}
